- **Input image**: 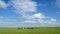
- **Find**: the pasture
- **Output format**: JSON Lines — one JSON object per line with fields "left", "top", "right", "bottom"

{"left": 0, "top": 27, "right": 60, "bottom": 34}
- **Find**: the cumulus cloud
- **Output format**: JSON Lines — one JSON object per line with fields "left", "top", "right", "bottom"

{"left": 9, "top": 0, "right": 37, "bottom": 14}
{"left": 0, "top": 0, "right": 59, "bottom": 26}
{"left": 22, "top": 13, "right": 57, "bottom": 24}
{"left": 51, "top": 18, "right": 56, "bottom": 22}
{"left": 32, "top": 13, "right": 45, "bottom": 19}
{"left": 23, "top": 13, "right": 46, "bottom": 19}
{"left": 0, "top": 0, "right": 7, "bottom": 9}
{"left": 45, "top": 18, "right": 57, "bottom": 24}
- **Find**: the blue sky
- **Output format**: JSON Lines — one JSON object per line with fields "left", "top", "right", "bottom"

{"left": 0, "top": 0, "right": 60, "bottom": 27}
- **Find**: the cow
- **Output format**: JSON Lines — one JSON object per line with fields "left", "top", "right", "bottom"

{"left": 17, "top": 28, "right": 24, "bottom": 29}
{"left": 27, "top": 27, "right": 34, "bottom": 29}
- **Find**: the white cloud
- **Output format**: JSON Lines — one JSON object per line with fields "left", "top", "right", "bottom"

{"left": 55, "top": 0, "right": 60, "bottom": 8}
{"left": 21, "top": 13, "right": 58, "bottom": 25}
{"left": 32, "top": 13, "right": 45, "bottom": 19}
{"left": 0, "top": 0, "right": 59, "bottom": 26}
{"left": 22, "top": 13, "right": 49, "bottom": 23}
{"left": 5, "top": 18, "right": 9, "bottom": 21}
{"left": 0, "top": 16, "right": 4, "bottom": 19}
{"left": 9, "top": 0, "right": 37, "bottom": 14}
{"left": 0, "top": 20, "right": 4, "bottom": 24}
{"left": 0, "top": 18, "right": 17, "bottom": 24}
{"left": 23, "top": 13, "right": 45, "bottom": 19}
{"left": 51, "top": 18, "right": 56, "bottom": 22}
{"left": 25, "top": 20, "right": 37, "bottom": 23}
{"left": 0, "top": 16, "right": 4, "bottom": 24}
{"left": 0, "top": 0, "right": 7, "bottom": 9}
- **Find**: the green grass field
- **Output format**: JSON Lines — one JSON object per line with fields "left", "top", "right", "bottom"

{"left": 0, "top": 27, "right": 60, "bottom": 34}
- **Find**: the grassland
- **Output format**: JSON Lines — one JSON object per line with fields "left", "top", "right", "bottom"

{"left": 0, "top": 27, "right": 60, "bottom": 34}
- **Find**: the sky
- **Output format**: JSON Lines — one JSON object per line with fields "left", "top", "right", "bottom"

{"left": 0, "top": 0, "right": 60, "bottom": 27}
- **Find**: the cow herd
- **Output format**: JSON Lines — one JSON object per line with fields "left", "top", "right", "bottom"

{"left": 17, "top": 27, "right": 38, "bottom": 29}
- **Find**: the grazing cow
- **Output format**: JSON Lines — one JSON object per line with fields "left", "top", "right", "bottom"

{"left": 27, "top": 27, "right": 34, "bottom": 29}
{"left": 18, "top": 28, "right": 24, "bottom": 29}
{"left": 18, "top": 28, "right": 22, "bottom": 29}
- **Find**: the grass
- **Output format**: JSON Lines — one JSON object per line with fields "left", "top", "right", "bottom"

{"left": 0, "top": 27, "right": 60, "bottom": 34}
